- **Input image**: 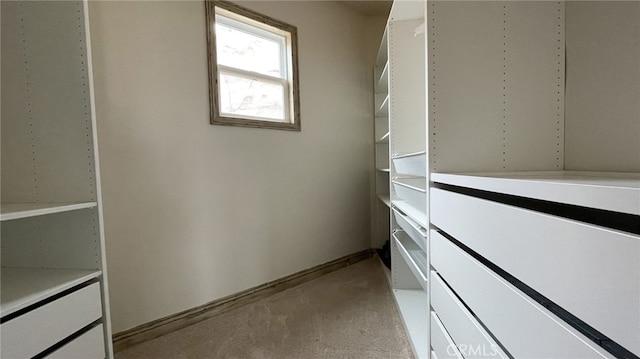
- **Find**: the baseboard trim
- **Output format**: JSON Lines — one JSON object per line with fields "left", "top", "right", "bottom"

{"left": 112, "top": 249, "right": 375, "bottom": 352}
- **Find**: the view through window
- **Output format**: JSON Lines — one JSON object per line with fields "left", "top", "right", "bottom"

{"left": 206, "top": 0, "right": 301, "bottom": 130}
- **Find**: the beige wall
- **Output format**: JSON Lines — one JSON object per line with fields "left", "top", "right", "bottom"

{"left": 89, "top": 0, "right": 384, "bottom": 332}
{"left": 564, "top": 1, "right": 640, "bottom": 172}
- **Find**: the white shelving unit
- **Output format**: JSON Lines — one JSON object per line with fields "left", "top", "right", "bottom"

{"left": 1, "top": 1, "right": 113, "bottom": 358}
{"left": 378, "top": 194, "right": 392, "bottom": 207}
{"left": 373, "top": 27, "right": 391, "bottom": 249}
{"left": 377, "top": 1, "right": 429, "bottom": 358}
{"left": 393, "top": 288, "right": 429, "bottom": 359}
{"left": 426, "top": 1, "right": 640, "bottom": 358}
{"left": 376, "top": 1, "right": 638, "bottom": 358}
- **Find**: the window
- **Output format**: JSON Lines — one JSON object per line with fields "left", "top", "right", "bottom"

{"left": 205, "top": 0, "right": 301, "bottom": 131}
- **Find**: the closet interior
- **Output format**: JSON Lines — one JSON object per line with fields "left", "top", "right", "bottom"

{"left": 374, "top": 1, "right": 639, "bottom": 358}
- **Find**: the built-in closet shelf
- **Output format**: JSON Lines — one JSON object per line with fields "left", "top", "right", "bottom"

{"left": 376, "top": 132, "right": 390, "bottom": 144}
{"left": 0, "top": 202, "right": 98, "bottom": 221}
{"left": 392, "top": 178, "right": 427, "bottom": 192}
{"left": 0, "top": 268, "right": 102, "bottom": 317}
{"left": 393, "top": 231, "right": 428, "bottom": 290}
{"left": 375, "top": 27, "right": 388, "bottom": 67}
{"left": 392, "top": 289, "right": 429, "bottom": 359}
{"left": 393, "top": 200, "right": 427, "bottom": 229}
{"left": 393, "top": 179, "right": 426, "bottom": 216}
{"left": 392, "top": 152, "right": 426, "bottom": 177}
{"left": 375, "top": 95, "right": 390, "bottom": 117}
{"left": 432, "top": 171, "right": 640, "bottom": 216}
{"left": 378, "top": 195, "right": 391, "bottom": 207}
{"left": 376, "top": 62, "right": 389, "bottom": 93}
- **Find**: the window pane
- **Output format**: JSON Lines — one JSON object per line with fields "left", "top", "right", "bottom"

{"left": 215, "top": 19, "right": 283, "bottom": 78}
{"left": 219, "top": 72, "right": 286, "bottom": 122}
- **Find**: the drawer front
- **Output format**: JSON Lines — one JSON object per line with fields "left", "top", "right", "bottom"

{"left": 431, "top": 188, "right": 639, "bottom": 355}
{"left": 1, "top": 282, "right": 103, "bottom": 358}
{"left": 431, "top": 311, "right": 463, "bottom": 359}
{"left": 430, "top": 271, "right": 507, "bottom": 359}
{"left": 46, "top": 324, "right": 105, "bottom": 359}
{"left": 431, "top": 230, "right": 613, "bottom": 359}
{"left": 393, "top": 208, "right": 427, "bottom": 251}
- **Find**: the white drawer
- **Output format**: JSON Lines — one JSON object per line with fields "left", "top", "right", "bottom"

{"left": 431, "top": 230, "right": 614, "bottom": 359}
{"left": 1, "top": 282, "right": 103, "bottom": 358}
{"left": 430, "top": 271, "right": 507, "bottom": 359}
{"left": 430, "top": 311, "right": 463, "bottom": 359}
{"left": 430, "top": 188, "right": 640, "bottom": 355}
{"left": 46, "top": 324, "right": 105, "bottom": 359}
{"left": 393, "top": 208, "right": 427, "bottom": 252}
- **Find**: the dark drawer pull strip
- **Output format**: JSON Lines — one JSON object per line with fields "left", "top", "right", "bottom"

{"left": 435, "top": 229, "right": 639, "bottom": 359}
{"left": 432, "top": 182, "right": 640, "bottom": 235}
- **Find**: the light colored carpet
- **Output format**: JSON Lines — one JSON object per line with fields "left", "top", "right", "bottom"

{"left": 115, "top": 256, "right": 413, "bottom": 359}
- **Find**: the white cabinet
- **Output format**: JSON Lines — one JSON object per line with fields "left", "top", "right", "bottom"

{"left": 425, "top": 1, "right": 639, "bottom": 358}
{"left": 373, "top": 1, "right": 429, "bottom": 358}
{"left": 376, "top": 0, "right": 638, "bottom": 358}
{"left": 1, "top": 1, "right": 113, "bottom": 357}
{"left": 431, "top": 231, "right": 614, "bottom": 359}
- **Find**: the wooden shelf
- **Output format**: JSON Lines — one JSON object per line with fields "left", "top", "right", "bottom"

{"left": 432, "top": 171, "right": 640, "bottom": 216}
{"left": 392, "top": 289, "right": 429, "bottom": 359}
{"left": 1, "top": 268, "right": 102, "bottom": 317}
{"left": 0, "top": 202, "right": 98, "bottom": 221}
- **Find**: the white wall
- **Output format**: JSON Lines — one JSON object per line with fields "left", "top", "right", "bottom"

{"left": 564, "top": 1, "right": 640, "bottom": 172}
{"left": 89, "top": 0, "right": 382, "bottom": 333}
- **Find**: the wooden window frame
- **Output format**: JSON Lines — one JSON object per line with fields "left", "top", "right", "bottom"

{"left": 205, "top": 0, "right": 301, "bottom": 131}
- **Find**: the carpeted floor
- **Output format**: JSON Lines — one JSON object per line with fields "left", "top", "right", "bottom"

{"left": 115, "top": 256, "right": 413, "bottom": 359}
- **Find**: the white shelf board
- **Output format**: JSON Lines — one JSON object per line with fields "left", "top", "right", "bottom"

{"left": 0, "top": 202, "right": 97, "bottom": 221}
{"left": 392, "top": 152, "right": 427, "bottom": 178}
{"left": 378, "top": 194, "right": 392, "bottom": 207}
{"left": 393, "top": 178, "right": 427, "bottom": 193}
{"left": 431, "top": 171, "right": 640, "bottom": 216}
{"left": 376, "top": 95, "right": 390, "bottom": 117}
{"left": 393, "top": 289, "right": 429, "bottom": 359}
{"left": 377, "top": 132, "right": 390, "bottom": 144}
{"left": 393, "top": 200, "right": 428, "bottom": 228}
{"left": 375, "top": 27, "right": 388, "bottom": 67}
{"left": 394, "top": 232, "right": 428, "bottom": 291}
{"left": 1, "top": 267, "right": 102, "bottom": 317}
{"left": 376, "top": 62, "right": 389, "bottom": 94}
